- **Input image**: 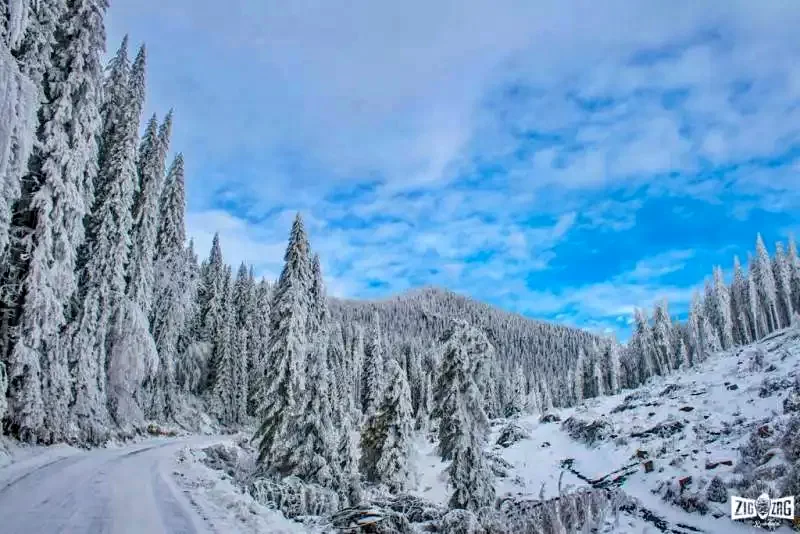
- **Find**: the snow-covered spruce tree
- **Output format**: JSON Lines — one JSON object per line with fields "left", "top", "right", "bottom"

{"left": 361, "top": 311, "right": 385, "bottom": 415}
{"left": 1, "top": 0, "right": 106, "bottom": 443}
{"left": 651, "top": 299, "right": 673, "bottom": 375}
{"left": 754, "top": 234, "right": 780, "bottom": 333}
{"left": 126, "top": 111, "right": 171, "bottom": 317}
{"left": 431, "top": 323, "right": 495, "bottom": 511}
{"left": 275, "top": 328, "right": 340, "bottom": 488}
{"left": 447, "top": 414, "right": 495, "bottom": 511}
{"left": 175, "top": 241, "right": 205, "bottom": 394}
{"left": 432, "top": 322, "right": 491, "bottom": 461}
{"left": 788, "top": 237, "right": 800, "bottom": 314}
{"left": 773, "top": 242, "right": 793, "bottom": 329}
{"left": 730, "top": 256, "right": 751, "bottom": 346}
{"left": 747, "top": 254, "right": 767, "bottom": 340}
{"left": 629, "top": 308, "right": 654, "bottom": 383}
{"left": 0, "top": 0, "right": 51, "bottom": 257}
{"left": 573, "top": 347, "right": 585, "bottom": 403}
{"left": 247, "top": 279, "right": 271, "bottom": 416}
{"left": 148, "top": 154, "right": 190, "bottom": 418}
{"left": 373, "top": 359, "right": 414, "bottom": 492}
{"left": 505, "top": 371, "right": 525, "bottom": 418}
{"left": 359, "top": 357, "right": 409, "bottom": 488}
{"left": 604, "top": 339, "right": 621, "bottom": 395}
{"left": 210, "top": 267, "right": 237, "bottom": 425}
{"left": 69, "top": 43, "right": 148, "bottom": 439}
{"left": 327, "top": 322, "right": 351, "bottom": 424}
{"left": 710, "top": 267, "right": 734, "bottom": 349}
{"left": 255, "top": 214, "right": 313, "bottom": 471}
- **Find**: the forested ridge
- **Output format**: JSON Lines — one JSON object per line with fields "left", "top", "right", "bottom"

{"left": 2, "top": 1, "right": 800, "bottom": 525}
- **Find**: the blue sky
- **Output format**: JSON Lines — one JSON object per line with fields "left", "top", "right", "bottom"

{"left": 108, "top": 1, "right": 800, "bottom": 339}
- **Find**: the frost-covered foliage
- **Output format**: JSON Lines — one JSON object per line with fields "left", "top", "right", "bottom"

{"left": 360, "top": 359, "right": 414, "bottom": 492}
{"left": 255, "top": 214, "right": 313, "bottom": 470}
{"left": 432, "top": 322, "right": 495, "bottom": 511}
{"left": 249, "top": 476, "right": 340, "bottom": 519}
{"left": 1, "top": 0, "right": 106, "bottom": 444}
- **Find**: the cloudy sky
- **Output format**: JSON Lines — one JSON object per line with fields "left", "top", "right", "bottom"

{"left": 108, "top": 1, "right": 800, "bottom": 338}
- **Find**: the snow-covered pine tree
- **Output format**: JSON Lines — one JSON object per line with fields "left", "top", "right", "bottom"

{"left": 365, "top": 359, "right": 414, "bottom": 492}
{"left": 247, "top": 278, "right": 271, "bottom": 416}
{"left": 573, "top": 347, "right": 585, "bottom": 403}
{"left": 505, "top": 371, "right": 525, "bottom": 418}
{"left": 415, "top": 372, "right": 433, "bottom": 432}
{"left": 361, "top": 311, "right": 385, "bottom": 415}
{"left": 126, "top": 111, "right": 171, "bottom": 317}
{"left": 747, "top": 253, "right": 767, "bottom": 340}
{"left": 773, "top": 242, "right": 793, "bottom": 328}
{"left": 275, "top": 327, "right": 340, "bottom": 488}
{"left": 211, "top": 267, "right": 238, "bottom": 425}
{"left": 710, "top": 266, "right": 734, "bottom": 349}
{"left": 148, "top": 154, "right": 189, "bottom": 418}
{"left": 730, "top": 256, "right": 751, "bottom": 345}
{"left": 326, "top": 322, "right": 350, "bottom": 424}
{"left": 69, "top": 42, "right": 147, "bottom": 440}
{"left": 651, "top": 300, "right": 673, "bottom": 375}
{"left": 604, "top": 339, "right": 621, "bottom": 395}
{"left": 255, "top": 214, "right": 313, "bottom": 470}
{"left": 1, "top": 0, "right": 106, "bottom": 444}
{"left": 788, "top": 237, "right": 800, "bottom": 315}
{"left": 629, "top": 308, "right": 654, "bottom": 383}
{"left": 432, "top": 322, "right": 491, "bottom": 460}
{"left": 0, "top": 0, "right": 54, "bottom": 257}
{"left": 677, "top": 338, "right": 690, "bottom": 369}
{"left": 754, "top": 234, "right": 780, "bottom": 333}
{"left": 447, "top": 414, "right": 495, "bottom": 512}
{"left": 432, "top": 323, "right": 495, "bottom": 511}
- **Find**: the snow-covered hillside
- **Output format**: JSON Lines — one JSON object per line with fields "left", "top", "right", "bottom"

{"left": 170, "top": 328, "right": 800, "bottom": 533}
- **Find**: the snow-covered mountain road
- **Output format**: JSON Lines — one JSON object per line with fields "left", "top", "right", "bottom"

{"left": 0, "top": 436, "right": 222, "bottom": 534}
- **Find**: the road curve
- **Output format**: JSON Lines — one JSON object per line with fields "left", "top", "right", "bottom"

{"left": 0, "top": 437, "right": 220, "bottom": 534}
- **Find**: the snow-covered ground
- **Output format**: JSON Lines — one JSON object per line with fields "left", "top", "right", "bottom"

{"left": 1, "top": 329, "right": 798, "bottom": 533}
{"left": 0, "top": 435, "right": 238, "bottom": 534}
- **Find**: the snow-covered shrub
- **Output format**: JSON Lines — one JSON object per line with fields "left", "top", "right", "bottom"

{"left": 440, "top": 509, "right": 482, "bottom": 534}
{"left": 743, "top": 479, "right": 774, "bottom": 501}
{"left": 202, "top": 444, "right": 242, "bottom": 479}
{"left": 738, "top": 426, "right": 776, "bottom": 468}
{"left": 562, "top": 417, "right": 612, "bottom": 446}
{"left": 107, "top": 298, "right": 159, "bottom": 429}
{"left": 485, "top": 451, "right": 513, "bottom": 478}
{"left": 781, "top": 416, "right": 800, "bottom": 462}
{"left": 176, "top": 341, "right": 211, "bottom": 394}
{"left": 781, "top": 461, "right": 800, "bottom": 502}
{"left": 249, "top": 476, "right": 340, "bottom": 518}
{"left": 759, "top": 376, "right": 794, "bottom": 398}
{"left": 750, "top": 347, "right": 766, "bottom": 371}
{"left": 706, "top": 476, "right": 727, "bottom": 503}
{"left": 784, "top": 391, "right": 800, "bottom": 414}
{"left": 495, "top": 422, "right": 529, "bottom": 448}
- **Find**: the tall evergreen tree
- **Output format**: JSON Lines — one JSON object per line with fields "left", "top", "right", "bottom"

{"left": 773, "top": 242, "right": 793, "bottom": 328}
{"left": 711, "top": 267, "right": 734, "bottom": 349}
{"left": 361, "top": 311, "right": 384, "bottom": 415}
{"left": 69, "top": 41, "right": 146, "bottom": 440}
{"left": 247, "top": 279, "right": 271, "bottom": 416}
{"left": 651, "top": 300, "right": 673, "bottom": 374}
{"left": 788, "top": 237, "right": 800, "bottom": 315}
{"left": 148, "top": 155, "right": 189, "bottom": 418}
{"left": 432, "top": 322, "right": 494, "bottom": 511}
{"left": 2, "top": 0, "right": 106, "bottom": 443}
{"left": 371, "top": 359, "right": 414, "bottom": 492}
{"left": 730, "top": 256, "right": 751, "bottom": 345}
{"left": 255, "top": 214, "right": 313, "bottom": 469}
{"left": 126, "top": 111, "right": 171, "bottom": 317}
{"left": 754, "top": 234, "right": 779, "bottom": 333}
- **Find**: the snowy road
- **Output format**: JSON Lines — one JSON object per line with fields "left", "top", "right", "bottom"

{"left": 0, "top": 437, "right": 222, "bottom": 534}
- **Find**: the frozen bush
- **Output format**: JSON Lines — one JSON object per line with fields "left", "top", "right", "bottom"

{"left": 440, "top": 509, "right": 482, "bottom": 534}
{"left": 249, "top": 476, "right": 339, "bottom": 518}
{"left": 706, "top": 476, "right": 727, "bottom": 503}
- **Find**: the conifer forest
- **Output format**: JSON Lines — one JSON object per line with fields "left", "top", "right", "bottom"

{"left": 1, "top": 2, "right": 800, "bottom": 533}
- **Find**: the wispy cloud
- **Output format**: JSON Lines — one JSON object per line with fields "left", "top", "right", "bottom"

{"left": 109, "top": 0, "right": 800, "bottom": 338}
